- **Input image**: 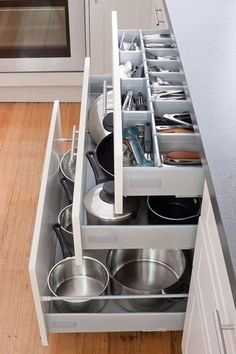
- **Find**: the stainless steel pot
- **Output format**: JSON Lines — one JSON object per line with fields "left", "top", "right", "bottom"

{"left": 106, "top": 248, "right": 186, "bottom": 312}
{"left": 60, "top": 148, "right": 77, "bottom": 203}
{"left": 88, "top": 89, "right": 113, "bottom": 144}
{"left": 49, "top": 224, "right": 109, "bottom": 313}
{"left": 84, "top": 180, "right": 139, "bottom": 225}
{"left": 47, "top": 256, "right": 109, "bottom": 313}
{"left": 57, "top": 204, "right": 74, "bottom": 252}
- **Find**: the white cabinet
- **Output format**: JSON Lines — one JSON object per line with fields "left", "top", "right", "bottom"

{"left": 182, "top": 182, "right": 236, "bottom": 354}
{"left": 89, "top": 0, "right": 168, "bottom": 74}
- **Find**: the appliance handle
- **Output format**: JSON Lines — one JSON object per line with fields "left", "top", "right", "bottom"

{"left": 213, "top": 309, "right": 235, "bottom": 354}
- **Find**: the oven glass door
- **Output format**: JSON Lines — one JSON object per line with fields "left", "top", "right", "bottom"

{"left": 0, "top": 0, "right": 85, "bottom": 72}
{"left": 0, "top": 0, "right": 70, "bottom": 58}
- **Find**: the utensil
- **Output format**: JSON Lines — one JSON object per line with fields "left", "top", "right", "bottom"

{"left": 148, "top": 64, "right": 176, "bottom": 73}
{"left": 161, "top": 151, "right": 201, "bottom": 165}
{"left": 144, "top": 123, "right": 152, "bottom": 160}
{"left": 155, "top": 112, "right": 192, "bottom": 126}
{"left": 156, "top": 126, "right": 194, "bottom": 133}
{"left": 122, "top": 90, "right": 134, "bottom": 111}
{"left": 135, "top": 92, "right": 147, "bottom": 111}
{"left": 146, "top": 51, "right": 177, "bottom": 60}
{"left": 106, "top": 248, "right": 187, "bottom": 311}
{"left": 143, "top": 33, "right": 171, "bottom": 39}
{"left": 145, "top": 43, "right": 174, "bottom": 48}
{"left": 152, "top": 90, "right": 186, "bottom": 100}
{"left": 147, "top": 196, "right": 201, "bottom": 224}
{"left": 48, "top": 225, "right": 109, "bottom": 313}
{"left": 150, "top": 77, "right": 181, "bottom": 87}
{"left": 131, "top": 64, "right": 144, "bottom": 78}
{"left": 123, "top": 127, "right": 154, "bottom": 167}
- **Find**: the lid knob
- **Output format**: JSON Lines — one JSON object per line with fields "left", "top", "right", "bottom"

{"left": 103, "top": 113, "right": 113, "bottom": 132}
{"left": 99, "top": 181, "right": 114, "bottom": 204}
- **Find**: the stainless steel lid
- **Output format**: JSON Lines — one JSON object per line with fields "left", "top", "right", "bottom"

{"left": 84, "top": 181, "right": 138, "bottom": 221}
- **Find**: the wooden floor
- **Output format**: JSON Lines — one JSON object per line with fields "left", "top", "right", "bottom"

{"left": 0, "top": 102, "right": 182, "bottom": 354}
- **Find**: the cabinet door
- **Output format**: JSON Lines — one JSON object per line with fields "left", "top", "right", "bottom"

{"left": 90, "top": 0, "right": 153, "bottom": 74}
{"left": 182, "top": 189, "right": 236, "bottom": 353}
{"left": 182, "top": 276, "right": 209, "bottom": 354}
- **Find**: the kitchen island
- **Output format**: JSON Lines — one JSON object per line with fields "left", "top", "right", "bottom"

{"left": 165, "top": 0, "right": 236, "bottom": 302}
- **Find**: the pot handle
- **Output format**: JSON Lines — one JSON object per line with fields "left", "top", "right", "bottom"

{"left": 60, "top": 177, "right": 73, "bottom": 204}
{"left": 53, "top": 224, "right": 73, "bottom": 259}
{"left": 86, "top": 151, "right": 108, "bottom": 185}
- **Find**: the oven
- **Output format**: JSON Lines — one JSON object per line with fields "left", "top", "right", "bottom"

{"left": 0, "top": 0, "right": 85, "bottom": 72}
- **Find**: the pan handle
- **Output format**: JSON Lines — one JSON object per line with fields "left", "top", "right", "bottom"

{"left": 86, "top": 151, "right": 108, "bottom": 185}
{"left": 60, "top": 177, "right": 73, "bottom": 204}
{"left": 53, "top": 224, "right": 73, "bottom": 259}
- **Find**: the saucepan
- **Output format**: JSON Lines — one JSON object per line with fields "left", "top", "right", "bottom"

{"left": 60, "top": 125, "right": 79, "bottom": 203}
{"left": 88, "top": 81, "right": 113, "bottom": 144}
{"left": 147, "top": 196, "right": 201, "bottom": 224}
{"left": 87, "top": 133, "right": 114, "bottom": 182}
{"left": 56, "top": 204, "right": 74, "bottom": 253}
{"left": 106, "top": 248, "right": 187, "bottom": 312}
{"left": 47, "top": 224, "right": 109, "bottom": 313}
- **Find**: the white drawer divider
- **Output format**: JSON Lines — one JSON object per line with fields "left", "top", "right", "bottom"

{"left": 72, "top": 57, "right": 90, "bottom": 265}
{"left": 112, "top": 11, "right": 123, "bottom": 214}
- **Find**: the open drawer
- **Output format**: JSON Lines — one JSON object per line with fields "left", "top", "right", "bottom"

{"left": 29, "top": 59, "right": 198, "bottom": 346}
{"left": 111, "top": 12, "right": 204, "bottom": 214}
{"left": 74, "top": 59, "right": 198, "bottom": 254}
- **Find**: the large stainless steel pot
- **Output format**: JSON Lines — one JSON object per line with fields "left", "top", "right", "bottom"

{"left": 106, "top": 248, "right": 187, "bottom": 312}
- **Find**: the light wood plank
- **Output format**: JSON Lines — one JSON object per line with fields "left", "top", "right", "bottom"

{"left": 0, "top": 102, "right": 182, "bottom": 353}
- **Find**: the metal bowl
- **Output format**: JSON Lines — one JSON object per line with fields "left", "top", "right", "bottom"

{"left": 47, "top": 256, "right": 109, "bottom": 313}
{"left": 106, "top": 249, "right": 186, "bottom": 312}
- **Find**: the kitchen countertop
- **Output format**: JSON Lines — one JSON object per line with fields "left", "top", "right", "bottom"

{"left": 165, "top": 0, "right": 236, "bottom": 302}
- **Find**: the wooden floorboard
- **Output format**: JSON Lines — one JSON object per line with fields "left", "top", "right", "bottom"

{"left": 0, "top": 103, "right": 182, "bottom": 354}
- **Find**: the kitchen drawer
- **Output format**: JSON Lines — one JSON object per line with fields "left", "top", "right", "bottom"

{"left": 112, "top": 13, "right": 204, "bottom": 213}
{"left": 72, "top": 60, "right": 198, "bottom": 253}
{"left": 29, "top": 59, "right": 196, "bottom": 345}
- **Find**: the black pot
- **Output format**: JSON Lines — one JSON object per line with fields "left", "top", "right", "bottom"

{"left": 147, "top": 196, "right": 201, "bottom": 225}
{"left": 87, "top": 133, "right": 114, "bottom": 184}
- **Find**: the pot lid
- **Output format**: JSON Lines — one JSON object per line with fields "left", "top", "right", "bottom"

{"left": 60, "top": 149, "right": 76, "bottom": 182}
{"left": 84, "top": 181, "right": 138, "bottom": 221}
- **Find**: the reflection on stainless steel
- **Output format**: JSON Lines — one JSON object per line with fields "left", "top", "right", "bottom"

{"left": 106, "top": 248, "right": 186, "bottom": 311}
{"left": 47, "top": 256, "right": 109, "bottom": 313}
